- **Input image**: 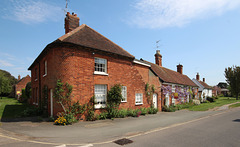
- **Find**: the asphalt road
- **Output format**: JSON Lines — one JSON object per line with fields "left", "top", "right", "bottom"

{"left": 101, "top": 107, "right": 240, "bottom": 147}
{"left": 0, "top": 107, "right": 239, "bottom": 147}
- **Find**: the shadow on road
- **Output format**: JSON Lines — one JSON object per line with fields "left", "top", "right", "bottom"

{"left": 1, "top": 105, "right": 46, "bottom": 123}
{"left": 233, "top": 119, "right": 240, "bottom": 122}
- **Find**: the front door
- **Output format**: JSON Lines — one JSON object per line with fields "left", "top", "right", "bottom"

{"left": 165, "top": 93, "right": 169, "bottom": 107}
{"left": 153, "top": 93, "right": 157, "bottom": 108}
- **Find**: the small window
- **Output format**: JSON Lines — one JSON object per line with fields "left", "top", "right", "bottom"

{"left": 121, "top": 86, "right": 127, "bottom": 102}
{"left": 32, "top": 88, "right": 35, "bottom": 104}
{"left": 135, "top": 93, "right": 143, "bottom": 105}
{"left": 94, "top": 85, "right": 107, "bottom": 108}
{"left": 94, "top": 58, "right": 107, "bottom": 74}
{"left": 43, "top": 60, "right": 47, "bottom": 77}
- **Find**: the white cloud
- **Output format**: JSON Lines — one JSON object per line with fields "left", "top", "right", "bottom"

{"left": 0, "top": 59, "right": 14, "bottom": 67}
{"left": 4, "top": 0, "right": 62, "bottom": 24}
{"left": 129, "top": 0, "right": 240, "bottom": 29}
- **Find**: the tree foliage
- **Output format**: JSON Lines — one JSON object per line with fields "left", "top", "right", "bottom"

{"left": 225, "top": 66, "right": 240, "bottom": 99}
{"left": 25, "top": 82, "right": 31, "bottom": 99}
{"left": 0, "top": 69, "right": 17, "bottom": 97}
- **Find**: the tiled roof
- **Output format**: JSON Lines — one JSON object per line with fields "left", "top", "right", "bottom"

{"left": 144, "top": 61, "right": 197, "bottom": 87}
{"left": 198, "top": 80, "right": 212, "bottom": 89}
{"left": 28, "top": 24, "right": 135, "bottom": 70}
{"left": 56, "top": 24, "right": 134, "bottom": 58}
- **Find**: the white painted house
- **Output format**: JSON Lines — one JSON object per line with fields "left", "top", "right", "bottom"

{"left": 192, "top": 73, "right": 212, "bottom": 101}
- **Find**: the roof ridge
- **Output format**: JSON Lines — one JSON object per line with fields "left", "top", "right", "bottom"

{"left": 58, "top": 24, "right": 87, "bottom": 41}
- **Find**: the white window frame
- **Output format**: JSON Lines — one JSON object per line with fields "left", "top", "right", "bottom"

{"left": 94, "top": 57, "right": 108, "bottom": 75}
{"left": 121, "top": 86, "right": 127, "bottom": 102}
{"left": 94, "top": 85, "right": 107, "bottom": 109}
{"left": 135, "top": 93, "right": 143, "bottom": 105}
{"left": 43, "top": 60, "right": 47, "bottom": 77}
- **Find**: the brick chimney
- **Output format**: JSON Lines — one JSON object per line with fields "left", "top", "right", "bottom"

{"left": 65, "top": 12, "right": 80, "bottom": 34}
{"left": 177, "top": 64, "right": 183, "bottom": 74}
{"left": 18, "top": 75, "right": 21, "bottom": 81}
{"left": 203, "top": 78, "right": 205, "bottom": 82}
{"left": 155, "top": 50, "right": 162, "bottom": 67}
{"left": 196, "top": 73, "right": 200, "bottom": 81}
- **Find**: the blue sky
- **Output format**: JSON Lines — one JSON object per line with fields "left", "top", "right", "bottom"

{"left": 0, "top": 0, "right": 240, "bottom": 86}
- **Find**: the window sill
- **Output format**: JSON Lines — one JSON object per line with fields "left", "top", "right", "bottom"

{"left": 121, "top": 101, "right": 127, "bottom": 103}
{"left": 135, "top": 103, "right": 143, "bottom": 105}
{"left": 94, "top": 71, "right": 108, "bottom": 76}
{"left": 43, "top": 74, "right": 47, "bottom": 77}
{"left": 94, "top": 104, "right": 106, "bottom": 109}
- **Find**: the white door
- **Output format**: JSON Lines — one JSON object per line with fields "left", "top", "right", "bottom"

{"left": 165, "top": 93, "right": 169, "bottom": 107}
{"left": 153, "top": 93, "right": 157, "bottom": 108}
{"left": 50, "top": 89, "right": 53, "bottom": 117}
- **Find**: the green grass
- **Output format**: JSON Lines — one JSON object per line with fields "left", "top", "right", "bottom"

{"left": 0, "top": 97, "right": 29, "bottom": 119}
{"left": 187, "top": 97, "right": 240, "bottom": 111}
{"left": 229, "top": 103, "right": 240, "bottom": 108}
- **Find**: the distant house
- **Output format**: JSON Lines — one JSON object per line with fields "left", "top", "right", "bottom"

{"left": 192, "top": 73, "right": 212, "bottom": 101}
{"left": 28, "top": 12, "right": 161, "bottom": 117}
{"left": 15, "top": 75, "right": 31, "bottom": 100}
{"left": 217, "top": 82, "right": 229, "bottom": 97}
{"left": 142, "top": 50, "right": 199, "bottom": 107}
{"left": 212, "top": 86, "right": 221, "bottom": 97}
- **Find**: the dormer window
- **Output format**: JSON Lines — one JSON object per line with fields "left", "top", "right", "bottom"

{"left": 94, "top": 57, "right": 108, "bottom": 75}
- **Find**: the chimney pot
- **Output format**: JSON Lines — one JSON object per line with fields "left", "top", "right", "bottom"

{"left": 155, "top": 50, "right": 162, "bottom": 67}
{"left": 65, "top": 12, "right": 80, "bottom": 34}
{"left": 177, "top": 64, "right": 183, "bottom": 74}
{"left": 196, "top": 73, "right": 200, "bottom": 81}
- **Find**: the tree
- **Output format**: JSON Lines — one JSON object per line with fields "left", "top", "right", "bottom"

{"left": 25, "top": 82, "right": 31, "bottom": 99}
{"left": 225, "top": 66, "right": 240, "bottom": 100}
{"left": 0, "top": 72, "right": 11, "bottom": 98}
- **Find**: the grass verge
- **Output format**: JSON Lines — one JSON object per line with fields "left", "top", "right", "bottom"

{"left": 187, "top": 97, "right": 240, "bottom": 111}
{"left": 0, "top": 97, "right": 29, "bottom": 119}
{"left": 229, "top": 103, "right": 240, "bottom": 108}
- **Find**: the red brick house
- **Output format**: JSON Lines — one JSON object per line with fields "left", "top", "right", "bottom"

{"left": 15, "top": 75, "right": 31, "bottom": 100}
{"left": 28, "top": 12, "right": 161, "bottom": 117}
{"left": 142, "top": 50, "right": 199, "bottom": 107}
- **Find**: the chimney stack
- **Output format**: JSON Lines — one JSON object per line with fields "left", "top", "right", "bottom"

{"left": 155, "top": 50, "right": 162, "bottom": 67}
{"left": 18, "top": 75, "right": 21, "bottom": 81}
{"left": 65, "top": 12, "right": 80, "bottom": 34}
{"left": 203, "top": 78, "right": 205, "bottom": 82}
{"left": 177, "top": 64, "right": 183, "bottom": 74}
{"left": 196, "top": 73, "right": 200, "bottom": 81}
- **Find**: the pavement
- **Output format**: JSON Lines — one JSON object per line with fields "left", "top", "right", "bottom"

{"left": 0, "top": 103, "right": 238, "bottom": 146}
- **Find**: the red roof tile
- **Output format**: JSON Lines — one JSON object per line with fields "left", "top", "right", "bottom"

{"left": 146, "top": 61, "right": 197, "bottom": 87}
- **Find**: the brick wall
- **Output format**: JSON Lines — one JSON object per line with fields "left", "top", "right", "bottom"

{"left": 15, "top": 75, "right": 31, "bottom": 99}
{"left": 30, "top": 45, "right": 162, "bottom": 117}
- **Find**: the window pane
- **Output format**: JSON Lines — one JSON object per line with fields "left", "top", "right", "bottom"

{"left": 95, "top": 58, "right": 107, "bottom": 73}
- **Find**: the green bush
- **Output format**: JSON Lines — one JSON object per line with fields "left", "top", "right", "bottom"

{"left": 64, "top": 113, "right": 77, "bottom": 124}
{"left": 148, "top": 106, "right": 158, "bottom": 114}
{"left": 117, "top": 109, "right": 128, "bottom": 118}
{"left": 21, "top": 107, "right": 43, "bottom": 117}
{"left": 140, "top": 107, "right": 148, "bottom": 115}
{"left": 127, "top": 109, "right": 137, "bottom": 117}
{"left": 98, "top": 112, "right": 108, "bottom": 120}
{"left": 207, "top": 97, "right": 216, "bottom": 103}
